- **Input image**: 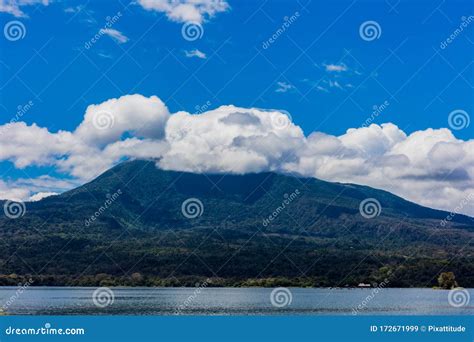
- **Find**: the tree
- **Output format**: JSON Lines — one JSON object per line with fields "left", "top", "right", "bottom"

{"left": 437, "top": 272, "right": 458, "bottom": 289}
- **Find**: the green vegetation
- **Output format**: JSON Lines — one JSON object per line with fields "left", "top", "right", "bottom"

{"left": 0, "top": 160, "right": 473, "bottom": 287}
{"left": 437, "top": 272, "right": 458, "bottom": 289}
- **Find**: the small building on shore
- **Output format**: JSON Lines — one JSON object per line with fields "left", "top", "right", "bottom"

{"left": 357, "top": 283, "right": 371, "bottom": 288}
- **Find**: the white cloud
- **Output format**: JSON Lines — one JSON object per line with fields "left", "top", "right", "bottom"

{"left": 0, "top": 180, "right": 30, "bottom": 202}
{"left": 64, "top": 5, "right": 83, "bottom": 14}
{"left": 275, "top": 81, "right": 295, "bottom": 93}
{"left": 0, "top": 94, "right": 170, "bottom": 181}
{"left": 160, "top": 106, "right": 304, "bottom": 173}
{"left": 100, "top": 28, "right": 129, "bottom": 44}
{"left": 0, "top": 175, "right": 73, "bottom": 202}
{"left": 0, "top": 94, "right": 472, "bottom": 217}
{"left": 0, "top": 0, "right": 49, "bottom": 17}
{"left": 324, "top": 63, "right": 348, "bottom": 72}
{"left": 97, "top": 52, "right": 113, "bottom": 59}
{"left": 28, "top": 192, "right": 57, "bottom": 201}
{"left": 184, "top": 49, "right": 207, "bottom": 59}
{"left": 328, "top": 80, "right": 343, "bottom": 90}
{"left": 137, "top": 0, "right": 229, "bottom": 24}
{"left": 74, "top": 94, "right": 169, "bottom": 147}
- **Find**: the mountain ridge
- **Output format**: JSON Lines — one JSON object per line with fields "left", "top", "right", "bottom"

{"left": 0, "top": 159, "right": 472, "bottom": 287}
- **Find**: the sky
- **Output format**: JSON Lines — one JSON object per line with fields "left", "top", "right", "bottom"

{"left": 0, "top": 0, "right": 473, "bottom": 216}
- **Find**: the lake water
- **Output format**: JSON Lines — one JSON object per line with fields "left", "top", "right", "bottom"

{"left": 0, "top": 287, "right": 472, "bottom": 315}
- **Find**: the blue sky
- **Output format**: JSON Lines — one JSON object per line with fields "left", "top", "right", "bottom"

{"left": 0, "top": 0, "right": 473, "bottom": 215}
{"left": 1, "top": 0, "right": 472, "bottom": 137}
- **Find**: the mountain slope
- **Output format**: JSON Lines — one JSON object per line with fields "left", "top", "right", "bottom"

{"left": 1, "top": 160, "right": 473, "bottom": 287}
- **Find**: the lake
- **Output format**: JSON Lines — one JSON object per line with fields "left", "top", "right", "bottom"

{"left": 0, "top": 287, "right": 472, "bottom": 315}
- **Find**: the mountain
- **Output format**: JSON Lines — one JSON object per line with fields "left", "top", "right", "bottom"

{"left": 1, "top": 160, "right": 473, "bottom": 287}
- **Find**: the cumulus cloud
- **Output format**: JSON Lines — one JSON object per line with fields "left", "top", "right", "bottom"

{"left": 137, "top": 0, "right": 229, "bottom": 24}
{"left": 0, "top": 0, "right": 49, "bottom": 17}
{"left": 0, "top": 94, "right": 473, "bottom": 216}
{"left": 0, "top": 94, "right": 170, "bottom": 181}
{"left": 160, "top": 106, "right": 304, "bottom": 173}
{"left": 74, "top": 94, "right": 169, "bottom": 147}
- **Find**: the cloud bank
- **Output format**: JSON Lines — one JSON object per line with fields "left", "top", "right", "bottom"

{"left": 0, "top": 94, "right": 473, "bottom": 216}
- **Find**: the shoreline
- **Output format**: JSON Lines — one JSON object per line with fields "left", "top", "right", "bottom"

{"left": 0, "top": 285, "right": 469, "bottom": 289}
